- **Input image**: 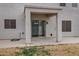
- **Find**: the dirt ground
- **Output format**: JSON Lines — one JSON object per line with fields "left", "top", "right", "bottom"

{"left": 0, "top": 44, "right": 79, "bottom": 56}
{"left": 44, "top": 44, "right": 79, "bottom": 56}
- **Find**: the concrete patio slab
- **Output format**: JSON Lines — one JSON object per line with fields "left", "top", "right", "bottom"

{"left": 0, "top": 39, "right": 26, "bottom": 48}
{"left": 0, "top": 37, "right": 79, "bottom": 48}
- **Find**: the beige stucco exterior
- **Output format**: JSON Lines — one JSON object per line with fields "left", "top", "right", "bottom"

{"left": 25, "top": 6, "right": 62, "bottom": 43}
{"left": 0, "top": 3, "right": 79, "bottom": 45}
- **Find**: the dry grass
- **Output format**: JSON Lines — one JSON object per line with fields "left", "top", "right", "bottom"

{"left": 0, "top": 47, "right": 21, "bottom": 56}
{"left": 0, "top": 44, "right": 79, "bottom": 56}
{"left": 44, "top": 44, "right": 79, "bottom": 56}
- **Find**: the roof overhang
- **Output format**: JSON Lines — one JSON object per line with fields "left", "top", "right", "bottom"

{"left": 24, "top": 5, "right": 62, "bottom": 10}
{"left": 24, "top": 5, "right": 62, "bottom": 16}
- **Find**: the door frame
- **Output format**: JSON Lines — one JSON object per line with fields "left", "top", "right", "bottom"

{"left": 31, "top": 20, "right": 46, "bottom": 37}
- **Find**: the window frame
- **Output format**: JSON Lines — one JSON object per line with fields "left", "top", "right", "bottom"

{"left": 60, "top": 3, "right": 66, "bottom": 7}
{"left": 62, "top": 20, "right": 71, "bottom": 32}
{"left": 72, "top": 3, "right": 78, "bottom": 7}
{"left": 4, "top": 19, "right": 16, "bottom": 29}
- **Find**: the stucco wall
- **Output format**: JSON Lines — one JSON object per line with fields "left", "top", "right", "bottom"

{"left": 61, "top": 7, "right": 79, "bottom": 37}
{"left": 46, "top": 15, "right": 56, "bottom": 37}
{"left": 0, "top": 4, "right": 25, "bottom": 39}
{"left": 0, "top": 3, "right": 79, "bottom": 39}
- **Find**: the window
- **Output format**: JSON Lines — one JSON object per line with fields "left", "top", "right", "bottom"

{"left": 62, "top": 21, "right": 71, "bottom": 32}
{"left": 60, "top": 3, "right": 66, "bottom": 7}
{"left": 4, "top": 19, "right": 16, "bottom": 29}
{"left": 72, "top": 3, "right": 77, "bottom": 7}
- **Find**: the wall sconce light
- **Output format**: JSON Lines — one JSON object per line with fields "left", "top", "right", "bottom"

{"left": 22, "top": 32, "right": 24, "bottom": 34}
{"left": 46, "top": 22, "right": 48, "bottom": 24}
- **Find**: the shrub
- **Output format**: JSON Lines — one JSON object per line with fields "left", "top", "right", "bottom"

{"left": 16, "top": 46, "right": 50, "bottom": 56}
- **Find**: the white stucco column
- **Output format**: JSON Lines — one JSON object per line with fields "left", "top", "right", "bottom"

{"left": 25, "top": 8, "right": 31, "bottom": 43}
{"left": 56, "top": 13, "right": 62, "bottom": 42}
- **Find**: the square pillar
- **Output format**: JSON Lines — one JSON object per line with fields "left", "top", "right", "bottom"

{"left": 25, "top": 8, "right": 31, "bottom": 43}
{"left": 56, "top": 13, "right": 62, "bottom": 42}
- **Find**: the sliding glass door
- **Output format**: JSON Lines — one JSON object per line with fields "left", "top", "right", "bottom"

{"left": 32, "top": 20, "right": 46, "bottom": 37}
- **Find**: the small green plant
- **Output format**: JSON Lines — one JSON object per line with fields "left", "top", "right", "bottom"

{"left": 16, "top": 46, "right": 50, "bottom": 56}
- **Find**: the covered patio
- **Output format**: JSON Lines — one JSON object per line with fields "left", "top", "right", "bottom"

{"left": 24, "top": 5, "right": 62, "bottom": 43}
{"left": 31, "top": 37, "right": 79, "bottom": 46}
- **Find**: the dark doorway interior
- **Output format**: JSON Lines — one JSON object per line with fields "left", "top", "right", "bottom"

{"left": 32, "top": 20, "right": 46, "bottom": 37}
